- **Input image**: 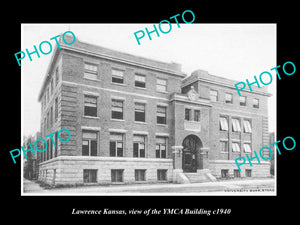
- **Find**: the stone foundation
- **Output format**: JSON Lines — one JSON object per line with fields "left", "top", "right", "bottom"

{"left": 38, "top": 156, "right": 173, "bottom": 186}
{"left": 209, "top": 160, "right": 271, "bottom": 178}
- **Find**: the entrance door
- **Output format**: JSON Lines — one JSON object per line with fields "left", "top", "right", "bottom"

{"left": 182, "top": 148, "right": 197, "bottom": 172}
{"left": 182, "top": 135, "right": 202, "bottom": 172}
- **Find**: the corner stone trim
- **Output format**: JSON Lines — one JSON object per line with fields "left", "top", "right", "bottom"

{"left": 172, "top": 146, "right": 183, "bottom": 154}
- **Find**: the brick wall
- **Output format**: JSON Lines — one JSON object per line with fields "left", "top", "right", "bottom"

{"left": 37, "top": 38, "right": 272, "bottom": 183}
{"left": 181, "top": 70, "right": 271, "bottom": 177}
{"left": 57, "top": 51, "right": 184, "bottom": 159}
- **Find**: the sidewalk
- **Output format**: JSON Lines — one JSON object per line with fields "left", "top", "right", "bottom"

{"left": 22, "top": 177, "right": 275, "bottom": 194}
{"left": 23, "top": 178, "right": 45, "bottom": 193}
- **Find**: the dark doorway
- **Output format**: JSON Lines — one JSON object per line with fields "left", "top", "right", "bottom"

{"left": 182, "top": 135, "right": 202, "bottom": 172}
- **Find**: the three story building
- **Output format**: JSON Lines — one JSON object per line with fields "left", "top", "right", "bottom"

{"left": 37, "top": 34, "right": 271, "bottom": 186}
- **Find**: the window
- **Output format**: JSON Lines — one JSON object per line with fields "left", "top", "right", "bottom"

{"left": 46, "top": 88, "right": 48, "bottom": 104}
{"left": 240, "top": 96, "right": 246, "bottom": 106}
{"left": 219, "top": 116, "right": 229, "bottom": 131}
{"left": 50, "top": 106, "right": 53, "bottom": 128}
{"left": 84, "top": 95, "right": 97, "bottom": 117}
{"left": 234, "top": 169, "right": 241, "bottom": 178}
{"left": 210, "top": 90, "right": 218, "bottom": 102}
{"left": 225, "top": 93, "right": 233, "bottom": 103}
{"left": 109, "top": 133, "right": 124, "bottom": 157}
{"left": 157, "top": 170, "right": 167, "bottom": 181}
{"left": 156, "top": 78, "right": 167, "bottom": 92}
{"left": 55, "top": 67, "right": 59, "bottom": 86}
{"left": 82, "top": 131, "right": 97, "bottom": 156}
{"left": 135, "top": 170, "right": 146, "bottom": 181}
{"left": 133, "top": 135, "right": 146, "bottom": 158}
{"left": 135, "top": 74, "right": 146, "bottom": 88}
{"left": 47, "top": 111, "right": 50, "bottom": 130}
{"left": 185, "top": 108, "right": 191, "bottom": 121}
{"left": 54, "top": 97, "right": 58, "bottom": 121}
{"left": 112, "top": 69, "right": 124, "bottom": 84}
{"left": 49, "top": 138, "right": 53, "bottom": 159}
{"left": 44, "top": 118, "right": 46, "bottom": 136}
{"left": 245, "top": 169, "right": 252, "bottom": 177}
{"left": 111, "top": 169, "right": 123, "bottom": 183}
{"left": 54, "top": 131, "right": 58, "bottom": 157}
{"left": 232, "top": 142, "right": 241, "bottom": 152}
{"left": 50, "top": 79, "right": 54, "bottom": 96}
{"left": 243, "top": 143, "right": 252, "bottom": 153}
{"left": 134, "top": 103, "right": 145, "bottom": 122}
{"left": 111, "top": 99, "right": 123, "bottom": 120}
{"left": 83, "top": 169, "right": 97, "bottom": 183}
{"left": 221, "top": 169, "right": 229, "bottom": 178}
{"left": 232, "top": 118, "right": 241, "bottom": 132}
{"left": 253, "top": 98, "right": 259, "bottom": 108}
{"left": 220, "top": 140, "right": 228, "bottom": 152}
{"left": 156, "top": 137, "right": 167, "bottom": 158}
{"left": 157, "top": 106, "right": 167, "bottom": 124}
{"left": 47, "top": 140, "right": 50, "bottom": 160}
{"left": 41, "top": 101, "right": 44, "bottom": 113}
{"left": 84, "top": 63, "right": 98, "bottom": 80}
{"left": 243, "top": 119, "right": 252, "bottom": 133}
{"left": 194, "top": 110, "right": 200, "bottom": 122}
{"left": 261, "top": 147, "right": 271, "bottom": 159}
{"left": 48, "top": 87, "right": 50, "bottom": 102}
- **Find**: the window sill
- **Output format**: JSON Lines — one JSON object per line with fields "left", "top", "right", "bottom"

{"left": 157, "top": 123, "right": 168, "bottom": 127}
{"left": 135, "top": 181, "right": 147, "bottom": 183}
{"left": 83, "top": 116, "right": 100, "bottom": 119}
{"left": 111, "top": 118, "right": 125, "bottom": 122}
{"left": 184, "top": 120, "right": 201, "bottom": 123}
{"left": 83, "top": 182, "right": 98, "bottom": 185}
{"left": 220, "top": 152, "right": 229, "bottom": 154}
{"left": 134, "top": 86, "right": 147, "bottom": 90}
{"left": 111, "top": 82, "right": 126, "bottom": 86}
{"left": 157, "top": 90, "right": 168, "bottom": 94}
{"left": 134, "top": 121, "right": 147, "bottom": 125}
{"left": 111, "top": 182, "right": 124, "bottom": 184}
{"left": 83, "top": 77, "right": 101, "bottom": 82}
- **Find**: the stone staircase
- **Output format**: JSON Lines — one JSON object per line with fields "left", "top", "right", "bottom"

{"left": 184, "top": 169, "right": 217, "bottom": 183}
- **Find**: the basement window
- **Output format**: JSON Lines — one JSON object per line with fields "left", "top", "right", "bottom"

{"left": 83, "top": 169, "right": 97, "bottom": 183}
{"left": 111, "top": 169, "right": 124, "bottom": 183}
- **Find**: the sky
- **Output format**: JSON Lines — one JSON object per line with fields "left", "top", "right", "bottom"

{"left": 21, "top": 23, "right": 276, "bottom": 137}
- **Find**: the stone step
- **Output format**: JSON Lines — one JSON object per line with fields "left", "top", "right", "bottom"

{"left": 184, "top": 172, "right": 212, "bottom": 183}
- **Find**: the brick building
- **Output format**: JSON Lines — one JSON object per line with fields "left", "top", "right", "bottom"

{"left": 23, "top": 132, "right": 41, "bottom": 180}
{"left": 37, "top": 35, "right": 271, "bottom": 186}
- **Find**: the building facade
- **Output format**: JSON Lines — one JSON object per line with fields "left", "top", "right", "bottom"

{"left": 23, "top": 132, "right": 41, "bottom": 180}
{"left": 37, "top": 35, "right": 271, "bottom": 186}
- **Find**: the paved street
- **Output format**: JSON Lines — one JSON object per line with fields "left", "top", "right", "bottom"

{"left": 23, "top": 178, "right": 275, "bottom": 195}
